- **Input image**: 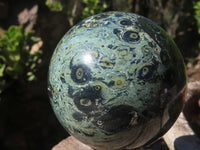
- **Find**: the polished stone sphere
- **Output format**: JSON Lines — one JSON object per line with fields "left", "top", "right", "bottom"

{"left": 48, "top": 11, "right": 187, "bottom": 150}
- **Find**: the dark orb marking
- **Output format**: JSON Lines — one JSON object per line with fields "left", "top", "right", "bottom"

{"left": 73, "top": 86, "right": 103, "bottom": 116}
{"left": 137, "top": 17, "right": 167, "bottom": 48}
{"left": 155, "top": 33, "right": 167, "bottom": 47}
{"left": 122, "top": 31, "right": 140, "bottom": 43}
{"left": 140, "top": 109, "right": 160, "bottom": 122}
{"left": 80, "top": 98, "right": 92, "bottom": 106}
{"left": 94, "top": 85, "right": 101, "bottom": 91}
{"left": 119, "top": 19, "right": 133, "bottom": 26}
{"left": 160, "top": 50, "right": 170, "bottom": 65}
{"left": 72, "top": 112, "right": 84, "bottom": 122}
{"left": 94, "top": 105, "right": 137, "bottom": 134}
{"left": 113, "top": 28, "right": 120, "bottom": 34}
{"left": 141, "top": 110, "right": 153, "bottom": 119}
{"left": 107, "top": 44, "right": 113, "bottom": 49}
{"left": 68, "top": 85, "right": 74, "bottom": 98}
{"left": 71, "top": 64, "right": 91, "bottom": 84}
{"left": 113, "top": 28, "right": 122, "bottom": 40}
{"left": 129, "top": 47, "right": 135, "bottom": 52}
{"left": 107, "top": 80, "right": 115, "bottom": 87}
{"left": 163, "top": 68, "right": 176, "bottom": 88}
{"left": 137, "top": 64, "right": 157, "bottom": 81}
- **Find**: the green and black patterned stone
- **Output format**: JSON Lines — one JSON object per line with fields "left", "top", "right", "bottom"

{"left": 48, "top": 11, "right": 187, "bottom": 150}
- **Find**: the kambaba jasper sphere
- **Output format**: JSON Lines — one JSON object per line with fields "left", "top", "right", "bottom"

{"left": 48, "top": 11, "right": 187, "bottom": 150}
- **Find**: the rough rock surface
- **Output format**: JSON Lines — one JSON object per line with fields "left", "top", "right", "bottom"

{"left": 52, "top": 136, "right": 93, "bottom": 150}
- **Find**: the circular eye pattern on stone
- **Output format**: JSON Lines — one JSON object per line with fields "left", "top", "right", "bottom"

{"left": 119, "top": 19, "right": 133, "bottom": 26}
{"left": 80, "top": 98, "right": 92, "bottom": 106}
{"left": 71, "top": 65, "right": 91, "bottom": 83}
{"left": 141, "top": 45, "right": 151, "bottom": 54}
{"left": 142, "top": 67, "right": 149, "bottom": 76}
{"left": 76, "top": 68, "right": 84, "bottom": 79}
{"left": 73, "top": 86, "right": 103, "bottom": 115}
{"left": 122, "top": 31, "right": 140, "bottom": 43}
{"left": 94, "top": 85, "right": 101, "bottom": 91}
{"left": 100, "top": 57, "right": 115, "bottom": 69}
{"left": 133, "top": 25, "right": 141, "bottom": 32}
{"left": 112, "top": 77, "right": 127, "bottom": 88}
{"left": 138, "top": 65, "right": 157, "bottom": 81}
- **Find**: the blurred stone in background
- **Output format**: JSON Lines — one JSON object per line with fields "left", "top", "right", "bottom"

{"left": 0, "top": 1, "right": 8, "bottom": 19}
{"left": 183, "top": 81, "right": 200, "bottom": 138}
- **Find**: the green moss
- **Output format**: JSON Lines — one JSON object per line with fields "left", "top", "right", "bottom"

{"left": 45, "top": 0, "right": 63, "bottom": 11}
{"left": 0, "top": 25, "right": 42, "bottom": 94}
{"left": 82, "top": 0, "right": 107, "bottom": 19}
{"left": 194, "top": 1, "right": 200, "bottom": 33}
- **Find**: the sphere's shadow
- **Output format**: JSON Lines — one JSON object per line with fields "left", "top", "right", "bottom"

{"left": 174, "top": 135, "right": 200, "bottom": 150}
